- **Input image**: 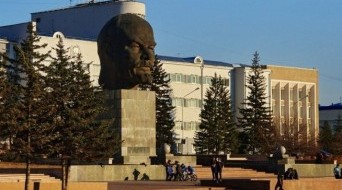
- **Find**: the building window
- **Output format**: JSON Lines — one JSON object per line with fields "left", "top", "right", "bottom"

{"left": 175, "top": 122, "right": 182, "bottom": 130}
{"left": 185, "top": 75, "right": 190, "bottom": 83}
{"left": 290, "top": 102, "right": 294, "bottom": 117}
{"left": 169, "top": 73, "right": 229, "bottom": 86}
{"left": 165, "top": 74, "right": 170, "bottom": 81}
{"left": 300, "top": 106, "right": 305, "bottom": 118}
{"left": 196, "top": 122, "right": 200, "bottom": 131}
{"left": 172, "top": 98, "right": 183, "bottom": 107}
{"left": 92, "top": 64, "right": 100, "bottom": 74}
{"left": 184, "top": 99, "right": 201, "bottom": 108}
{"left": 170, "top": 74, "right": 176, "bottom": 82}
{"left": 180, "top": 122, "right": 200, "bottom": 131}
{"left": 272, "top": 88, "right": 276, "bottom": 99}
{"left": 223, "top": 79, "right": 229, "bottom": 86}
{"left": 176, "top": 74, "right": 183, "bottom": 82}
{"left": 308, "top": 107, "right": 312, "bottom": 119}
{"left": 191, "top": 75, "right": 197, "bottom": 84}
{"left": 272, "top": 99, "right": 276, "bottom": 114}
{"left": 281, "top": 88, "right": 285, "bottom": 100}
{"left": 299, "top": 90, "right": 303, "bottom": 100}
{"left": 182, "top": 74, "right": 186, "bottom": 83}
{"left": 205, "top": 76, "right": 212, "bottom": 85}
{"left": 290, "top": 88, "right": 294, "bottom": 101}
{"left": 196, "top": 76, "right": 202, "bottom": 84}
{"left": 281, "top": 105, "right": 285, "bottom": 116}
{"left": 190, "top": 122, "right": 196, "bottom": 130}
{"left": 280, "top": 118, "right": 285, "bottom": 135}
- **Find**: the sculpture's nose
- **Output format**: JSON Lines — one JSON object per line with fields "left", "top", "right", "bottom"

{"left": 141, "top": 46, "right": 155, "bottom": 67}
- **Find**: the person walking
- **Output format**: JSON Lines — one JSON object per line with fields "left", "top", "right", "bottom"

{"left": 275, "top": 172, "right": 284, "bottom": 190}
{"left": 216, "top": 157, "right": 224, "bottom": 182}
{"left": 164, "top": 160, "right": 173, "bottom": 181}
{"left": 210, "top": 157, "right": 217, "bottom": 182}
{"left": 174, "top": 161, "right": 182, "bottom": 181}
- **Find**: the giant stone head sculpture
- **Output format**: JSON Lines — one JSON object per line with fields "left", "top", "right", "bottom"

{"left": 97, "top": 13, "right": 156, "bottom": 90}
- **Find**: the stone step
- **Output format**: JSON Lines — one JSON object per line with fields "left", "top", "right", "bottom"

{"left": 0, "top": 173, "right": 60, "bottom": 182}
{"left": 193, "top": 166, "right": 275, "bottom": 179}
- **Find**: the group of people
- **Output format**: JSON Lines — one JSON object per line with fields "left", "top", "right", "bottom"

{"left": 165, "top": 157, "right": 225, "bottom": 182}
{"left": 210, "top": 157, "right": 224, "bottom": 183}
{"left": 164, "top": 160, "right": 195, "bottom": 181}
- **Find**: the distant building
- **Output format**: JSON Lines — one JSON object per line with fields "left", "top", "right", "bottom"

{"left": 0, "top": 39, "right": 8, "bottom": 59}
{"left": 0, "top": 0, "right": 320, "bottom": 154}
{"left": 233, "top": 64, "right": 272, "bottom": 119}
{"left": 0, "top": 0, "right": 145, "bottom": 42}
{"left": 319, "top": 103, "right": 342, "bottom": 130}
{"left": 266, "top": 65, "right": 319, "bottom": 144}
{"left": 31, "top": 0, "right": 145, "bottom": 40}
{"left": 160, "top": 55, "right": 233, "bottom": 154}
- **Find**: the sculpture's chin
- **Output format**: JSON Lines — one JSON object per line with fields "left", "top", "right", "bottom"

{"left": 133, "top": 67, "right": 153, "bottom": 84}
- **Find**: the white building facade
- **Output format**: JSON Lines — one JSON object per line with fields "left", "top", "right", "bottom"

{"left": 160, "top": 56, "right": 233, "bottom": 154}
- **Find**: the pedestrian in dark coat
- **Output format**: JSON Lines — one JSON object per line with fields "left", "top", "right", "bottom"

{"left": 210, "top": 157, "right": 217, "bottom": 182}
{"left": 216, "top": 157, "right": 224, "bottom": 182}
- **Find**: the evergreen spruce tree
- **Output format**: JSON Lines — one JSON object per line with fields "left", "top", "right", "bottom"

{"left": 331, "top": 114, "right": 342, "bottom": 155}
{"left": 194, "top": 73, "right": 237, "bottom": 154}
{"left": 273, "top": 119, "right": 308, "bottom": 156}
{"left": 0, "top": 53, "right": 22, "bottom": 154}
{"left": 140, "top": 55, "right": 175, "bottom": 155}
{"left": 319, "top": 121, "right": 333, "bottom": 152}
{"left": 237, "top": 52, "right": 275, "bottom": 154}
{"left": 1, "top": 22, "right": 51, "bottom": 190}
{"left": 334, "top": 113, "right": 342, "bottom": 133}
{"left": 44, "top": 38, "right": 120, "bottom": 190}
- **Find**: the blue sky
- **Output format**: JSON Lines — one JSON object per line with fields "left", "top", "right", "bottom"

{"left": 1, "top": 0, "right": 341, "bottom": 105}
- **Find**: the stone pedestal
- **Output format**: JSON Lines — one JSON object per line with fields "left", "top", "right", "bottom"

{"left": 277, "top": 155, "right": 295, "bottom": 165}
{"left": 105, "top": 90, "right": 156, "bottom": 164}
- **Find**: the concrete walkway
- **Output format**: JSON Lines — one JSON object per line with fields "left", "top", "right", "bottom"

{"left": 107, "top": 181, "right": 226, "bottom": 190}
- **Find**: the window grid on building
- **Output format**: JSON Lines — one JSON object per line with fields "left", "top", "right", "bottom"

{"left": 281, "top": 88, "right": 285, "bottom": 100}
{"left": 172, "top": 98, "right": 201, "bottom": 108}
{"left": 175, "top": 121, "right": 200, "bottom": 131}
{"left": 169, "top": 73, "right": 228, "bottom": 86}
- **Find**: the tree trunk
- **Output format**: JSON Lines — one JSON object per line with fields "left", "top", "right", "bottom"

{"left": 65, "top": 159, "right": 71, "bottom": 190}
{"left": 61, "top": 158, "right": 66, "bottom": 190}
{"left": 62, "top": 157, "right": 71, "bottom": 190}
{"left": 25, "top": 156, "right": 31, "bottom": 190}
{"left": 25, "top": 132, "right": 31, "bottom": 190}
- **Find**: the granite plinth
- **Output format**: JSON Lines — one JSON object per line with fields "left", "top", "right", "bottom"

{"left": 105, "top": 90, "right": 156, "bottom": 164}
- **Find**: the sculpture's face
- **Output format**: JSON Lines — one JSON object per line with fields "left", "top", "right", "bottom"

{"left": 97, "top": 14, "right": 156, "bottom": 90}
{"left": 120, "top": 28, "right": 156, "bottom": 86}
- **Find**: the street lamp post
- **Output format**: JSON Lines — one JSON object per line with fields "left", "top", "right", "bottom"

{"left": 181, "top": 87, "right": 200, "bottom": 154}
{"left": 200, "top": 63, "right": 204, "bottom": 109}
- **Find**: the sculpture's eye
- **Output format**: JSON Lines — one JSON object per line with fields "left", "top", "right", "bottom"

{"left": 148, "top": 46, "right": 155, "bottom": 51}
{"left": 129, "top": 42, "right": 141, "bottom": 52}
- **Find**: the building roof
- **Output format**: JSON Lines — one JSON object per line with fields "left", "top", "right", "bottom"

{"left": 158, "top": 55, "right": 233, "bottom": 67}
{"left": 319, "top": 103, "right": 342, "bottom": 110}
{"left": 31, "top": 0, "right": 129, "bottom": 15}
{"left": 266, "top": 64, "right": 317, "bottom": 71}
